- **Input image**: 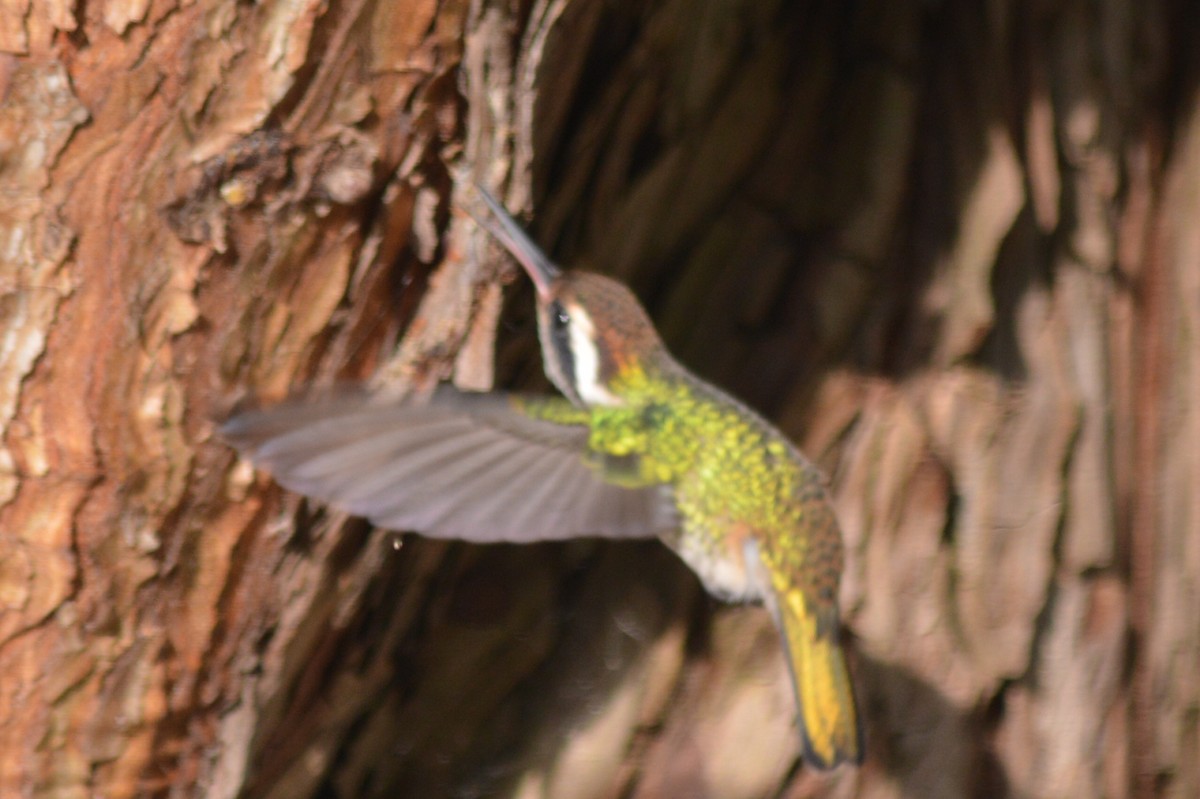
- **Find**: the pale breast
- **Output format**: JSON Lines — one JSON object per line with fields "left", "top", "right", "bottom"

{"left": 665, "top": 518, "right": 767, "bottom": 603}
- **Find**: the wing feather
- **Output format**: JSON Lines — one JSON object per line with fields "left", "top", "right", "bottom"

{"left": 221, "top": 387, "right": 676, "bottom": 542}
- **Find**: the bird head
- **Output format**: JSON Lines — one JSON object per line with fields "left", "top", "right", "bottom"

{"left": 472, "top": 188, "right": 666, "bottom": 409}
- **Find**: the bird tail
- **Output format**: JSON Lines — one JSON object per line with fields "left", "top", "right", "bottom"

{"left": 774, "top": 588, "right": 863, "bottom": 769}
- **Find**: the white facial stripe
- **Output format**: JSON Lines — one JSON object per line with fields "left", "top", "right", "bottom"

{"left": 567, "top": 305, "right": 624, "bottom": 407}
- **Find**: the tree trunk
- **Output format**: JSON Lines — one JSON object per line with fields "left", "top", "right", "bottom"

{"left": 1, "top": 1, "right": 1196, "bottom": 798}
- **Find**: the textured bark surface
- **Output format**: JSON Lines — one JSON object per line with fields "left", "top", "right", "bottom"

{"left": 1, "top": 1, "right": 1197, "bottom": 798}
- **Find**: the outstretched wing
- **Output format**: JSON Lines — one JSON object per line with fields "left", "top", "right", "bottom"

{"left": 220, "top": 387, "right": 676, "bottom": 542}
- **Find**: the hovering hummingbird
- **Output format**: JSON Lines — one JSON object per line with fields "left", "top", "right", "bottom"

{"left": 221, "top": 186, "right": 863, "bottom": 768}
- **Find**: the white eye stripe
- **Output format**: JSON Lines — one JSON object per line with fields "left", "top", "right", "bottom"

{"left": 566, "top": 306, "right": 623, "bottom": 407}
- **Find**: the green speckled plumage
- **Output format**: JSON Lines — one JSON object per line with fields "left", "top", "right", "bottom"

{"left": 515, "top": 359, "right": 842, "bottom": 619}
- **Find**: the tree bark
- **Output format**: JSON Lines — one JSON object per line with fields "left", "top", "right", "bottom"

{"left": 1, "top": 1, "right": 1197, "bottom": 798}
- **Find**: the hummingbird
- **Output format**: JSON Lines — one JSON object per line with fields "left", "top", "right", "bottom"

{"left": 221, "top": 186, "right": 863, "bottom": 769}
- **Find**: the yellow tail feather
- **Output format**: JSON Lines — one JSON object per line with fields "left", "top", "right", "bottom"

{"left": 776, "top": 589, "right": 863, "bottom": 769}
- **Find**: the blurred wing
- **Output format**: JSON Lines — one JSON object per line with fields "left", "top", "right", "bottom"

{"left": 220, "top": 387, "right": 676, "bottom": 542}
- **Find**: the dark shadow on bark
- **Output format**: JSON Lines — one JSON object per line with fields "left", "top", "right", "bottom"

{"left": 237, "top": 528, "right": 1014, "bottom": 798}
{"left": 855, "top": 648, "right": 1012, "bottom": 799}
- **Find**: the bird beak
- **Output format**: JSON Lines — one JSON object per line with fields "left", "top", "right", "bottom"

{"left": 470, "top": 184, "right": 561, "bottom": 298}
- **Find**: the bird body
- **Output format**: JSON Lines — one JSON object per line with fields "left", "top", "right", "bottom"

{"left": 222, "top": 186, "right": 863, "bottom": 768}
{"left": 514, "top": 356, "right": 835, "bottom": 605}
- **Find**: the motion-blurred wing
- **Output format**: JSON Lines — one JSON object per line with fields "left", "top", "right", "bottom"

{"left": 220, "top": 388, "right": 676, "bottom": 542}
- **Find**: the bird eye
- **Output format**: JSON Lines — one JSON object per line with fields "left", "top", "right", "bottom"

{"left": 550, "top": 303, "right": 569, "bottom": 331}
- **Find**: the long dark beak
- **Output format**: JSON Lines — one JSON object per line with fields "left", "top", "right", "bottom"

{"left": 469, "top": 185, "right": 560, "bottom": 298}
